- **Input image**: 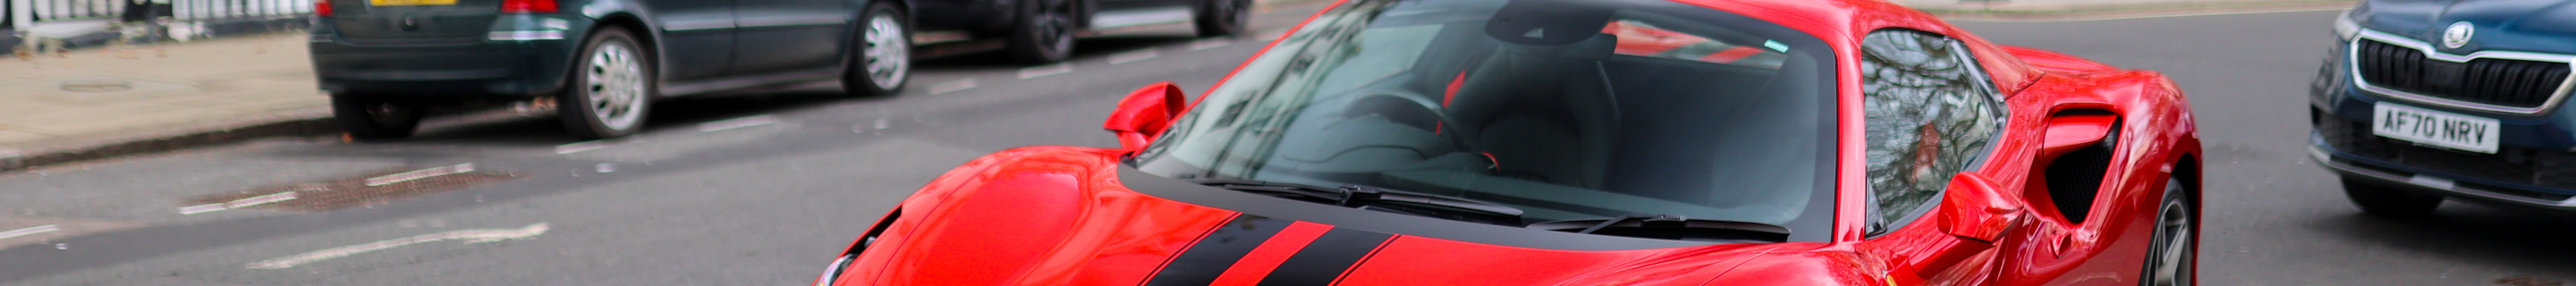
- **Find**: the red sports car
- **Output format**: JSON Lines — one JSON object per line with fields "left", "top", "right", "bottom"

{"left": 814, "top": 0, "right": 2202, "bottom": 284}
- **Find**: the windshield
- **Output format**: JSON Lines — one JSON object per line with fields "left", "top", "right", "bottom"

{"left": 1132, "top": 0, "right": 1837, "bottom": 240}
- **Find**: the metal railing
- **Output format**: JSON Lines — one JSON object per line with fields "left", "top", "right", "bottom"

{"left": 173, "top": 0, "right": 310, "bottom": 21}
{"left": 6, "top": 0, "right": 124, "bottom": 30}
{"left": 6, "top": 0, "right": 310, "bottom": 30}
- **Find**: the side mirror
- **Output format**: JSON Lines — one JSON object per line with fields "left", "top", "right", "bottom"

{"left": 1938, "top": 173, "right": 2022, "bottom": 243}
{"left": 1104, "top": 82, "right": 1190, "bottom": 154}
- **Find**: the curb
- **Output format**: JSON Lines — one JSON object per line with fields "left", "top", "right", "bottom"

{"left": 0, "top": 112, "right": 339, "bottom": 172}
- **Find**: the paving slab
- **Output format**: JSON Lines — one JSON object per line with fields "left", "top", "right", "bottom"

{"left": 0, "top": 34, "right": 337, "bottom": 172}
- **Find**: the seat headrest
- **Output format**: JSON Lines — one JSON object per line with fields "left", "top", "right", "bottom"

{"left": 1499, "top": 33, "right": 1617, "bottom": 61}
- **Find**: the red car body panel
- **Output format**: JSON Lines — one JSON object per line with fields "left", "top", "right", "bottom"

{"left": 823, "top": 0, "right": 2200, "bottom": 285}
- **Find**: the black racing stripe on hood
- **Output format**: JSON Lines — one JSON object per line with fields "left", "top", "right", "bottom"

{"left": 1142, "top": 214, "right": 1291, "bottom": 286}
{"left": 1254, "top": 229, "right": 1394, "bottom": 286}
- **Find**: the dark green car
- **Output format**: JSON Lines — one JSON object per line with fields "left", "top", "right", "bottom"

{"left": 310, "top": 0, "right": 913, "bottom": 139}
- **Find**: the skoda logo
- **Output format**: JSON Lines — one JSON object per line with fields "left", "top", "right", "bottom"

{"left": 2443, "top": 21, "right": 2474, "bottom": 49}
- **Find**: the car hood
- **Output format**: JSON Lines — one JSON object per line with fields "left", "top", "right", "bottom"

{"left": 2359, "top": 0, "right": 2576, "bottom": 54}
{"left": 832, "top": 147, "right": 1823, "bottom": 285}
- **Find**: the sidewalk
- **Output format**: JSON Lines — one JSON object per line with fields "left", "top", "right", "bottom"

{"left": 0, "top": 33, "right": 332, "bottom": 172}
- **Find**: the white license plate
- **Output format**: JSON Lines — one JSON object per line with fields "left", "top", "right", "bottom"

{"left": 2373, "top": 103, "right": 2500, "bottom": 154}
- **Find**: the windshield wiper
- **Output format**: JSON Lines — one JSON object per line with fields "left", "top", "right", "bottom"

{"left": 1528, "top": 214, "right": 1792, "bottom": 242}
{"left": 1184, "top": 179, "right": 1526, "bottom": 218}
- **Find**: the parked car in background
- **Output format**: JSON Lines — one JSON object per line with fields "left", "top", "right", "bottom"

{"left": 811, "top": 0, "right": 2205, "bottom": 284}
{"left": 912, "top": 0, "right": 1250, "bottom": 63}
{"left": 2309, "top": 0, "right": 2576, "bottom": 217}
{"left": 309, "top": 0, "right": 914, "bottom": 139}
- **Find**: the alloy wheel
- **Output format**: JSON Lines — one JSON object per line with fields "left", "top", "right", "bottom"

{"left": 585, "top": 41, "right": 648, "bottom": 130}
{"left": 1036, "top": 1, "right": 1074, "bottom": 51}
{"left": 863, "top": 13, "right": 911, "bottom": 89}
{"left": 2148, "top": 193, "right": 2196, "bottom": 286}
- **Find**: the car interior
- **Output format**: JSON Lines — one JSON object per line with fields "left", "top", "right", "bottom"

{"left": 1244, "top": 1, "right": 1830, "bottom": 223}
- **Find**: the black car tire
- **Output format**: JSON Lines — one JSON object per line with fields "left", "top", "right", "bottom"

{"left": 845, "top": 2, "right": 912, "bottom": 96}
{"left": 330, "top": 96, "right": 425, "bottom": 140}
{"left": 1193, "top": 0, "right": 1250, "bottom": 38}
{"left": 1005, "top": 0, "right": 1077, "bottom": 63}
{"left": 560, "top": 28, "right": 656, "bottom": 139}
{"left": 2140, "top": 177, "right": 2195, "bottom": 286}
{"left": 2341, "top": 178, "right": 2443, "bottom": 218}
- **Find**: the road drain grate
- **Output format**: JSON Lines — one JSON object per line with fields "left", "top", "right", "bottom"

{"left": 188, "top": 168, "right": 518, "bottom": 212}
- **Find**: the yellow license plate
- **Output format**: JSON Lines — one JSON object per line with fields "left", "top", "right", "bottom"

{"left": 369, "top": 0, "right": 457, "bottom": 6}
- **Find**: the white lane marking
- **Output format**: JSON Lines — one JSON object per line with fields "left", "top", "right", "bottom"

{"left": 227, "top": 191, "right": 298, "bottom": 208}
{"left": 698, "top": 115, "right": 780, "bottom": 132}
{"left": 179, "top": 190, "right": 303, "bottom": 214}
{"left": 1018, "top": 63, "right": 1074, "bottom": 79}
{"left": 1188, "top": 38, "right": 1232, "bottom": 51}
{"left": 246, "top": 223, "right": 551, "bottom": 270}
{"left": 1109, "top": 49, "right": 1162, "bottom": 64}
{"left": 928, "top": 79, "right": 978, "bottom": 95}
{"left": 0, "top": 224, "right": 61, "bottom": 240}
{"left": 365, "top": 163, "right": 477, "bottom": 187}
{"left": 554, "top": 139, "right": 624, "bottom": 155}
{"left": 179, "top": 204, "right": 228, "bottom": 214}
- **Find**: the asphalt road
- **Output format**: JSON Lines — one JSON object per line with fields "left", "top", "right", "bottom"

{"left": 1, "top": 7, "right": 2570, "bottom": 286}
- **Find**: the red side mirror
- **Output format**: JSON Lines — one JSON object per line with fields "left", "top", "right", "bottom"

{"left": 1104, "top": 82, "right": 1190, "bottom": 154}
{"left": 1938, "top": 172, "right": 2022, "bottom": 243}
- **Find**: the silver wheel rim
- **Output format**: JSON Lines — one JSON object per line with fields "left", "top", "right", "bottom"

{"left": 1037, "top": 1, "right": 1073, "bottom": 51}
{"left": 586, "top": 41, "right": 648, "bottom": 130}
{"left": 863, "top": 13, "right": 911, "bottom": 89}
{"left": 2150, "top": 198, "right": 2194, "bottom": 286}
{"left": 1221, "top": 0, "right": 1247, "bottom": 28}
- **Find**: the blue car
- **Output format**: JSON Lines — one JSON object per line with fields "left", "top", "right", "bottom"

{"left": 2310, "top": 0, "right": 2576, "bottom": 216}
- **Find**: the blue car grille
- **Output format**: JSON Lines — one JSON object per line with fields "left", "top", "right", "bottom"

{"left": 2354, "top": 39, "right": 2572, "bottom": 108}
{"left": 2321, "top": 116, "right": 2576, "bottom": 192}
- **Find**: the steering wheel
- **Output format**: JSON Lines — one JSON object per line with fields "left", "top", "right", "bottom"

{"left": 1339, "top": 90, "right": 1479, "bottom": 157}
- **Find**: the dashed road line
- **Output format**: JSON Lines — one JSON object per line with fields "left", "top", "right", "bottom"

{"left": 366, "top": 163, "right": 477, "bottom": 187}
{"left": 1109, "top": 49, "right": 1161, "bottom": 64}
{"left": 1188, "top": 38, "right": 1233, "bottom": 51}
{"left": 554, "top": 139, "right": 624, "bottom": 155}
{"left": 929, "top": 79, "right": 979, "bottom": 94}
{"left": 180, "top": 190, "right": 304, "bottom": 214}
{"left": 227, "top": 191, "right": 298, "bottom": 208}
{"left": 246, "top": 223, "right": 551, "bottom": 270}
{"left": 1018, "top": 63, "right": 1074, "bottom": 79}
{"left": 697, "top": 115, "right": 779, "bottom": 132}
{"left": 0, "top": 224, "right": 60, "bottom": 240}
{"left": 180, "top": 204, "right": 228, "bottom": 214}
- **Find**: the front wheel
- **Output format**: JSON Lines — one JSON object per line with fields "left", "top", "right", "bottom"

{"left": 2140, "top": 177, "right": 2196, "bottom": 286}
{"left": 845, "top": 2, "right": 911, "bottom": 96}
{"left": 1004, "top": 0, "right": 1077, "bottom": 63}
{"left": 1193, "top": 0, "right": 1250, "bottom": 37}
{"left": 560, "top": 28, "right": 655, "bottom": 139}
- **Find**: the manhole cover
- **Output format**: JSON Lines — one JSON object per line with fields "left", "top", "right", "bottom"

{"left": 188, "top": 166, "right": 518, "bottom": 212}
{"left": 59, "top": 80, "right": 133, "bottom": 93}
